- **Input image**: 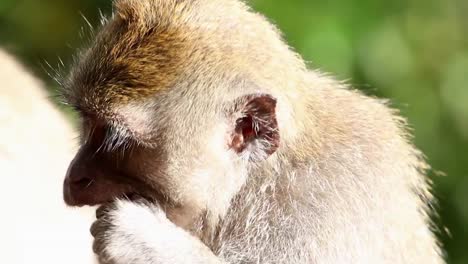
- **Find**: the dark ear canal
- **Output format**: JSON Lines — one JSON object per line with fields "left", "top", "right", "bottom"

{"left": 230, "top": 94, "right": 280, "bottom": 160}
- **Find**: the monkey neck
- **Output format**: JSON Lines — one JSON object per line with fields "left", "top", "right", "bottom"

{"left": 195, "top": 145, "right": 311, "bottom": 244}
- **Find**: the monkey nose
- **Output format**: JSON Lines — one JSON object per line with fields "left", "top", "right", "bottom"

{"left": 65, "top": 160, "right": 94, "bottom": 190}
{"left": 69, "top": 174, "right": 93, "bottom": 189}
{"left": 63, "top": 158, "right": 96, "bottom": 206}
{"left": 63, "top": 157, "right": 135, "bottom": 206}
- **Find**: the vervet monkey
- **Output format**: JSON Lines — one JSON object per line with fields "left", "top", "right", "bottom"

{"left": 62, "top": 0, "right": 444, "bottom": 263}
{"left": 0, "top": 49, "right": 95, "bottom": 263}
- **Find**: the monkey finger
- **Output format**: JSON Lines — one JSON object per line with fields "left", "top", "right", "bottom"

{"left": 93, "top": 234, "right": 117, "bottom": 264}
{"left": 90, "top": 220, "right": 105, "bottom": 237}
{"left": 92, "top": 236, "right": 107, "bottom": 255}
{"left": 97, "top": 255, "right": 113, "bottom": 264}
{"left": 96, "top": 203, "right": 114, "bottom": 219}
{"left": 127, "top": 193, "right": 145, "bottom": 201}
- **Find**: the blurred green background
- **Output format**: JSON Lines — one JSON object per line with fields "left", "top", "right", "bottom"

{"left": 0, "top": 0, "right": 467, "bottom": 262}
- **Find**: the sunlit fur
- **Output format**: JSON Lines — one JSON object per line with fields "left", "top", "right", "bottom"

{"left": 65, "top": 0, "right": 443, "bottom": 263}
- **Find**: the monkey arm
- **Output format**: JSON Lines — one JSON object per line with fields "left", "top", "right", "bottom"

{"left": 91, "top": 200, "right": 225, "bottom": 264}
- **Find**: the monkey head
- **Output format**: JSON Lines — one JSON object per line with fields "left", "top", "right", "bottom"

{"left": 63, "top": 0, "right": 287, "bottom": 222}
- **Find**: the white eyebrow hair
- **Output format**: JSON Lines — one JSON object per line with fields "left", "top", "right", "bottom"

{"left": 101, "top": 122, "right": 135, "bottom": 153}
{"left": 113, "top": 100, "right": 159, "bottom": 147}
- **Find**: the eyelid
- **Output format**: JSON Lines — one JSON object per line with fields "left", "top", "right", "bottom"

{"left": 79, "top": 118, "right": 92, "bottom": 144}
{"left": 80, "top": 115, "right": 141, "bottom": 152}
{"left": 80, "top": 117, "right": 107, "bottom": 146}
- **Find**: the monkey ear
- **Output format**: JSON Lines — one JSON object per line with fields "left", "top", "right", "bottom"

{"left": 229, "top": 94, "right": 280, "bottom": 161}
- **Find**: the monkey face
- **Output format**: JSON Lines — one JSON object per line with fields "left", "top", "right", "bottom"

{"left": 62, "top": 0, "right": 281, "bottom": 219}
{"left": 63, "top": 93, "right": 280, "bottom": 215}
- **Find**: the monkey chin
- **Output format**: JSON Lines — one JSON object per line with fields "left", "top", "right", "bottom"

{"left": 124, "top": 193, "right": 155, "bottom": 204}
{"left": 121, "top": 182, "right": 172, "bottom": 207}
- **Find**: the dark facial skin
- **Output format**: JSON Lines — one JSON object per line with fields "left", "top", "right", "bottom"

{"left": 63, "top": 94, "right": 278, "bottom": 207}
{"left": 63, "top": 145, "right": 133, "bottom": 206}
{"left": 63, "top": 117, "right": 164, "bottom": 206}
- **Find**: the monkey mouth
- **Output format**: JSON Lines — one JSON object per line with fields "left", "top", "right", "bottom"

{"left": 63, "top": 166, "right": 167, "bottom": 207}
{"left": 124, "top": 192, "right": 153, "bottom": 203}
{"left": 123, "top": 188, "right": 166, "bottom": 206}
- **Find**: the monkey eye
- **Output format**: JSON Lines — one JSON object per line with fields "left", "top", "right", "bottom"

{"left": 91, "top": 125, "right": 108, "bottom": 147}
{"left": 82, "top": 120, "right": 109, "bottom": 150}
{"left": 87, "top": 122, "right": 136, "bottom": 153}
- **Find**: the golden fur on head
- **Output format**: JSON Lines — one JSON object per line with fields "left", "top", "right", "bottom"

{"left": 114, "top": 0, "right": 188, "bottom": 26}
{"left": 64, "top": 0, "right": 198, "bottom": 117}
{"left": 64, "top": 0, "right": 305, "bottom": 122}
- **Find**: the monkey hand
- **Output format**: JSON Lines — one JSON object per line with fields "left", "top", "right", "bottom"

{"left": 91, "top": 199, "right": 224, "bottom": 264}
{"left": 91, "top": 199, "right": 168, "bottom": 264}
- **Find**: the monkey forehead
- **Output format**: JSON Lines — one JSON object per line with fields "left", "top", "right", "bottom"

{"left": 64, "top": 2, "right": 197, "bottom": 116}
{"left": 114, "top": 101, "right": 157, "bottom": 143}
{"left": 63, "top": 0, "right": 296, "bottom": 120}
